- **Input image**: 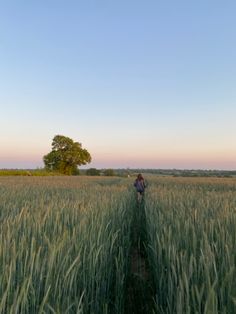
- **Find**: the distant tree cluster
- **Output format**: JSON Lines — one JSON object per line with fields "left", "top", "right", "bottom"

{"left": 85, "top": 168, "right": 116, "bottom": 176}
{"left": 44, "top": 135, "right": 91, "bottom": 175}
{"left": 86, "top": 168, "right": 101, "bottom": 176}
{"left": 104, "top": 169, "right": 115, "bottom": 176}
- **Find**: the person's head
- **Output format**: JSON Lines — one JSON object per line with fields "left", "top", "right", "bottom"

{"left": 137, "top": 173, "right": 143, "bottom": 180}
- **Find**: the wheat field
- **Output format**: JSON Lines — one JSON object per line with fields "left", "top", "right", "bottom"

{"left": 0, "top": 176, "right": 236, "bottom": 313}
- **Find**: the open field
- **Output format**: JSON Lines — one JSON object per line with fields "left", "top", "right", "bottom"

{"left": 0, "top": 176, "right": 236, "bottom": 313}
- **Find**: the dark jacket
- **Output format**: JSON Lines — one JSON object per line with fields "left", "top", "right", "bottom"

{"left": 134, "top": 179, "right": 146, "bottom": 192}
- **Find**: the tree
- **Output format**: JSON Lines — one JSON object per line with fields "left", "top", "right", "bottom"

{"left": 86, "top": 168, "right": 101, "bottom": 176}
{"left": 43, "top": 135, "right": 91, "bottom": 175}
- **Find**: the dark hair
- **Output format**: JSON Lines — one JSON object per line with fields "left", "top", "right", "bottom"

{"left": 137, "top": 173, "right": 144, "bottom": 181}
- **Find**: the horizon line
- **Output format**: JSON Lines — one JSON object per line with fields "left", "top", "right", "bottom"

{"left": 0, "top": 167, "right": 235, "bottom": 172}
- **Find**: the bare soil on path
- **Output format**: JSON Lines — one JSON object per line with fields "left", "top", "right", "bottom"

{"left": 124, "top": 202, "right": 154, "bottom": 314}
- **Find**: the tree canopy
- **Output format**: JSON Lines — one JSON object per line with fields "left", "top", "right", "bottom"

{"left": 43, "top": 135, "right": 91, "bottom": 175}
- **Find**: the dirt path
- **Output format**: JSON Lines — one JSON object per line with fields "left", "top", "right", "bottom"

{"left": 125, "top": 202, "right": 154, "bottom": 314}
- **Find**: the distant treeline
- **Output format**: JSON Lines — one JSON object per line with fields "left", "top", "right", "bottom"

{"left": 74, "top": 168, "right": 236, "bottom": 178}
{"left": 122, "top": 168, "right": 236, "bottom": 178}
{"left": 0, "top": 168, "right": 235, "bottom": 177}
{"left": 0, "top": 169, "right": 64, "bottom": 176}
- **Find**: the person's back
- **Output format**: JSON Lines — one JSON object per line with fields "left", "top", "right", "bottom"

{"left": 134, "top": 178, "right": 145, "bottom": 192}
{"left": 134, "top": 174, "right": 146, "bottom": 202}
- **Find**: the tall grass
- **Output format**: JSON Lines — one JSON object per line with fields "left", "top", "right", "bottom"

{"left": 0, "top": 176, "right": 134, "bottom": 313}
{"left": 145, "top": 177, "right": 236, "bottom": 314}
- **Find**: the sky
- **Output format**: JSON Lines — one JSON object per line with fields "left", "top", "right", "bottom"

{"left": 0, "top": 0, "right": 235, "bottom": 170}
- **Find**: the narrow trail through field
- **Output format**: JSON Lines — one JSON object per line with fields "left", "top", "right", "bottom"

{"left": 124, "top": 200, "right": 154, "bottom": 313}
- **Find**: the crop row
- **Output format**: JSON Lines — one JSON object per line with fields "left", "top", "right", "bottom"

{"left": 145, "top": 177, "right": 236, "bottom": 314}
{"left": 0, "top": 177, "right": 134, "bottom": 314}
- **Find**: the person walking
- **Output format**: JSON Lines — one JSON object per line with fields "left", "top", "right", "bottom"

{"left": 134, "top": 173, "right": 146, "bottom": 202}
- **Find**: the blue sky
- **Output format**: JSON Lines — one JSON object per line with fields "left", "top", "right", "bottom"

{"left": 0, "top": 0, "right": 235, "bottom": 169}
